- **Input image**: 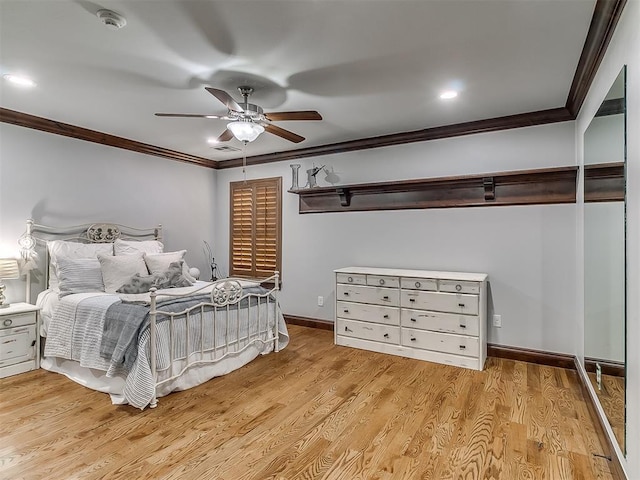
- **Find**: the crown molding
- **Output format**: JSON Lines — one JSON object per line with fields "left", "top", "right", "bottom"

{"left": 565, "top": 0, "right": 627, "bottom": 117}
{"left": 0, "top": 107, "right": 218, "bottom": 169}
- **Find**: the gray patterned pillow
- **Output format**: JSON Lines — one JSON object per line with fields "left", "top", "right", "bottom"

{"left": 116, "top": 261, "right": 192, "bottom": 294}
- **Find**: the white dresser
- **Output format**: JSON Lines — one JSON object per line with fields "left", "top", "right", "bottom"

{"left": 335, "top": 267, "right": 488, "bottom": 371}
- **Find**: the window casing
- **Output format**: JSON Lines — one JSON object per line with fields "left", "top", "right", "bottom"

{"left": 229, "top": 177, "right": 282, "bottom": 279}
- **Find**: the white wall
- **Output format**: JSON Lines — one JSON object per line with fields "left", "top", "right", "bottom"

{"left": 0, "top": 123, "right": 217, "bottom": 303}
{"left": 576, "top": 0, "right": 640, "bottom": 476}
{"left": 215, "top": 122, "right": 578, "bottom": 354}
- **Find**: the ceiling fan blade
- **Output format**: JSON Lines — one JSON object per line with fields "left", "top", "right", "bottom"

{"left": 264, "top": 111, "right": 322, "bottom": 121}
{"left": 216, "top": 129, "right": 234, "bottom": 142}
{"left": 205, "top": 87, "right": 243, "bottom": 112}
{"left": 264, "top": 124, "right": 305, "bottom": 143}
{"left": 155, "top": 113, "right": 226, "bottom": 119}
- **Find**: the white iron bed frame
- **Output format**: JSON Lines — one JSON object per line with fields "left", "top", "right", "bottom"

{"left": 20, "top": 219, "right": 282, "bottom": 408}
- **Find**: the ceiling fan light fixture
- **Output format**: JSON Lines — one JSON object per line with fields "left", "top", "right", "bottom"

{"left": 227, "top": 120, "right": 264, "bottom": 142}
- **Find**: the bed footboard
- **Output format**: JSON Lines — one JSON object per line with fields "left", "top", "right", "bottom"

{"left": 148, "top": 272, "right": 281, "bottom": 408}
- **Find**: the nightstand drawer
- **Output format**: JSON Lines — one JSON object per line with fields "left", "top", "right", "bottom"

{"left": 0, "top": 311, "right": 37, "bottom": 329}
{"left": 0, "top": 324, "right": 36, "bottom": 366}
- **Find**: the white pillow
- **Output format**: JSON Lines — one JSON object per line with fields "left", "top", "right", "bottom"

{"left": 56, "top": 257, "right": 105, "bottom": 298}
{"left": 114, "top": 239, "right": 164, "bottom": 256}
{"left": 47, "top": 240, "right": 113, "bottom": 292}
{"left": 98, "top": 252, "right": 148, "bottom": 293}
{"left": 144, "top": 250, "right": 196, "bottom": 283}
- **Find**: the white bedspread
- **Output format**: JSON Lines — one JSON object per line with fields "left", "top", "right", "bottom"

{"left": 42, "top": 283, "right": 289, "bottom": 409}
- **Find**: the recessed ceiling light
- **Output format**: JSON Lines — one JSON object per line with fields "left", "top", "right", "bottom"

{"left": 439, "top": 91, "right": 458, "bottom": 100}
{"left": 3, "top": 74, "right": 36, "bottom": 87}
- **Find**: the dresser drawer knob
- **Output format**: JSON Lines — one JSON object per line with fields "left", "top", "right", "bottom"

{"left": 383, "top": 296, "right": 389, "bottom": 300}
{"left": 347, "top": 276, "right": 353, "bottom": 282}
{"left": 458, "top": 303, "right": 465, "bottom": 308}
{"left": 345, "top": 326, "right": 353, "bottom": 332}
{"left": 459, "top": 324, "right": 467, "bottom": 329}
{"left": 383, "top": 333, "right": 390, "bottom": 338}
{"left": 409, "top": 298, "right": 416, "bottom": 303}
{"left": 383, "top": 314, "right": 389, "bottom": 319}
{"left": 410, "top": 318, "right": 417, "bottom": 322}
{"left": 379, "top": 279, "right": 385, "bottom": 285}
{"left": 3, "top": 318, "right": 12, "bottom": 327}
{"left": 343, "top": 309, "right": 349, "bottom": 313}
{"left": 459, "top": 345, "right": 466, "bottom": 350}
{"left": 343, "top": 292, "right": 350, "bottom": 296}
{"left": 410, "top": 337, "right": 416, "bottom": 342}
{"left": 456, "top": 284, "right": 462, "bottom": 292}
{"left": 415, "top": 281, "right": 421, "bottom": 288}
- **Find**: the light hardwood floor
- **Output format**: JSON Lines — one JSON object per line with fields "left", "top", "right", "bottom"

{"left": 0, "top": 325, "right": 613, "bottom": 480}
{"left": 588, "top": 372, "right": 625, "bottom": 453}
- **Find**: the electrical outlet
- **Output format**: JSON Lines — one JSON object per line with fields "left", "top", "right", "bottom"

{"left": 317, "top": 296, "right": 324, "bottom": 307}
{"left": 492, "top": 314, "right": 502, "bottom": 327}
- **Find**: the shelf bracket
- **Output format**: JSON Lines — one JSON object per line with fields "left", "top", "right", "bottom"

{"left": 336, "top": 188, "right": 351, "bottom": 207}
{"left": 483, "top": 177, "right": 495, "bottom": 201}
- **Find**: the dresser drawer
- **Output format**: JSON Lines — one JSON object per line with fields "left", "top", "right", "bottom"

{"left": 401, "top": 309, "right": 479, "bottom": 336}
{"left": 400, "top": 290, "right": 478, "bottom": 315}
{"left": 337, "top": 301, "right": 400, "bottom": 326}
{"left": 366, "top": 275, "right": 400, "bottom": 288}
{"left": 0, "top": 324, "right": 36, "bottom": 367}
{"left": 400, "top": 277, "right": 438, "bottom": 291}
{"left": 337, "top": 284, "right": 400, "bottom": 307}
{"left": 439, "top": 280, "right": 481, "bottom": 295}
{"left": 402, "top": 329, "right": 479, "bottom": 357}
{"left": 0, "top": 311, "right": 37, "bottom": 330}
{"left": 336, "top": 273, "right": 367, "bottom": 286}
{"left": 337, "top": 318, "right": 400, "bottom": 345}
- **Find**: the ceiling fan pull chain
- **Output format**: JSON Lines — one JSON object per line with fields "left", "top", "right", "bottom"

{"left": 242, "top": 140, "right": 248, "bottom": 183}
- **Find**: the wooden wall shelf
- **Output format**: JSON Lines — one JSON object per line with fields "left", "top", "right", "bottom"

{"left": 289, "top": 166, "right": 578, "bottom": 214}
{"left": 584, "top": 162, "right": 625, "bottom": 202}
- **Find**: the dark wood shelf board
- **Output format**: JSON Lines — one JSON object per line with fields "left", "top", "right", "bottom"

{"left": 290, "top": 166, "right": 578, "bottom": 213}
{"left": 584, "top": 162, "right": 625, "bottom": 202}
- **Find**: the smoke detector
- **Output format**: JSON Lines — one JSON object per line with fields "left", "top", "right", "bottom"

{"left": 96, "top": 9, "right": 127, "bottom": 30}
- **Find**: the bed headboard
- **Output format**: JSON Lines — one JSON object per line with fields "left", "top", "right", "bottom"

{"left": 20, "top": 219, "right": 162, "bottom": 303}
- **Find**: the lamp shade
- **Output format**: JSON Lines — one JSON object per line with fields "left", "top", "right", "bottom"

{"left": 0, "top": 258, "right": 19, "bottom": 279}
{"left": 227, "top": 120, "right": 264, "bottom": 142}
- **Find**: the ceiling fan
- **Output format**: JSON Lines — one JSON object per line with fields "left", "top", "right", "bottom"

{"left": 155, "top": 86, "right": 322, "bottom": 144}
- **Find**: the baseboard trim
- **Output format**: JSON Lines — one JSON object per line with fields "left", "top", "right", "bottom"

{"left": 487, "top": 343, "right": 576, "bottom": 370}
{"left": 584, "top": 357, "right": 625, "bottom": 377}
{"left": 574, "top": 358, "right": 626, "bottom": 480}
{"left": 283, "top": 314, "right": 334, "bottom": 331}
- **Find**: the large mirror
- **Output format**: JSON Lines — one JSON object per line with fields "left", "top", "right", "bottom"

{"left": 584, "top": 66, "right": 626, "bottom": 454}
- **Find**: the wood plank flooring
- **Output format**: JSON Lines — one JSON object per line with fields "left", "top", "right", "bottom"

{"left": 0, "top": 325, "right": 613, "bottom": 480}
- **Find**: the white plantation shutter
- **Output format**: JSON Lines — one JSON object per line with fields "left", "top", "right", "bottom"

{"left": 230, "top": 177, "right": 282, "bottom": 278}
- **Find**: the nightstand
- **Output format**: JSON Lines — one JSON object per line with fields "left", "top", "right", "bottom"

{"left": 0, "top": 302, "right": 40, "bottom": 378}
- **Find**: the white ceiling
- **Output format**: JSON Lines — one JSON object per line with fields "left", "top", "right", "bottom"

{"left": 0, "top": 0, "right": 596, "bottom": 163}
